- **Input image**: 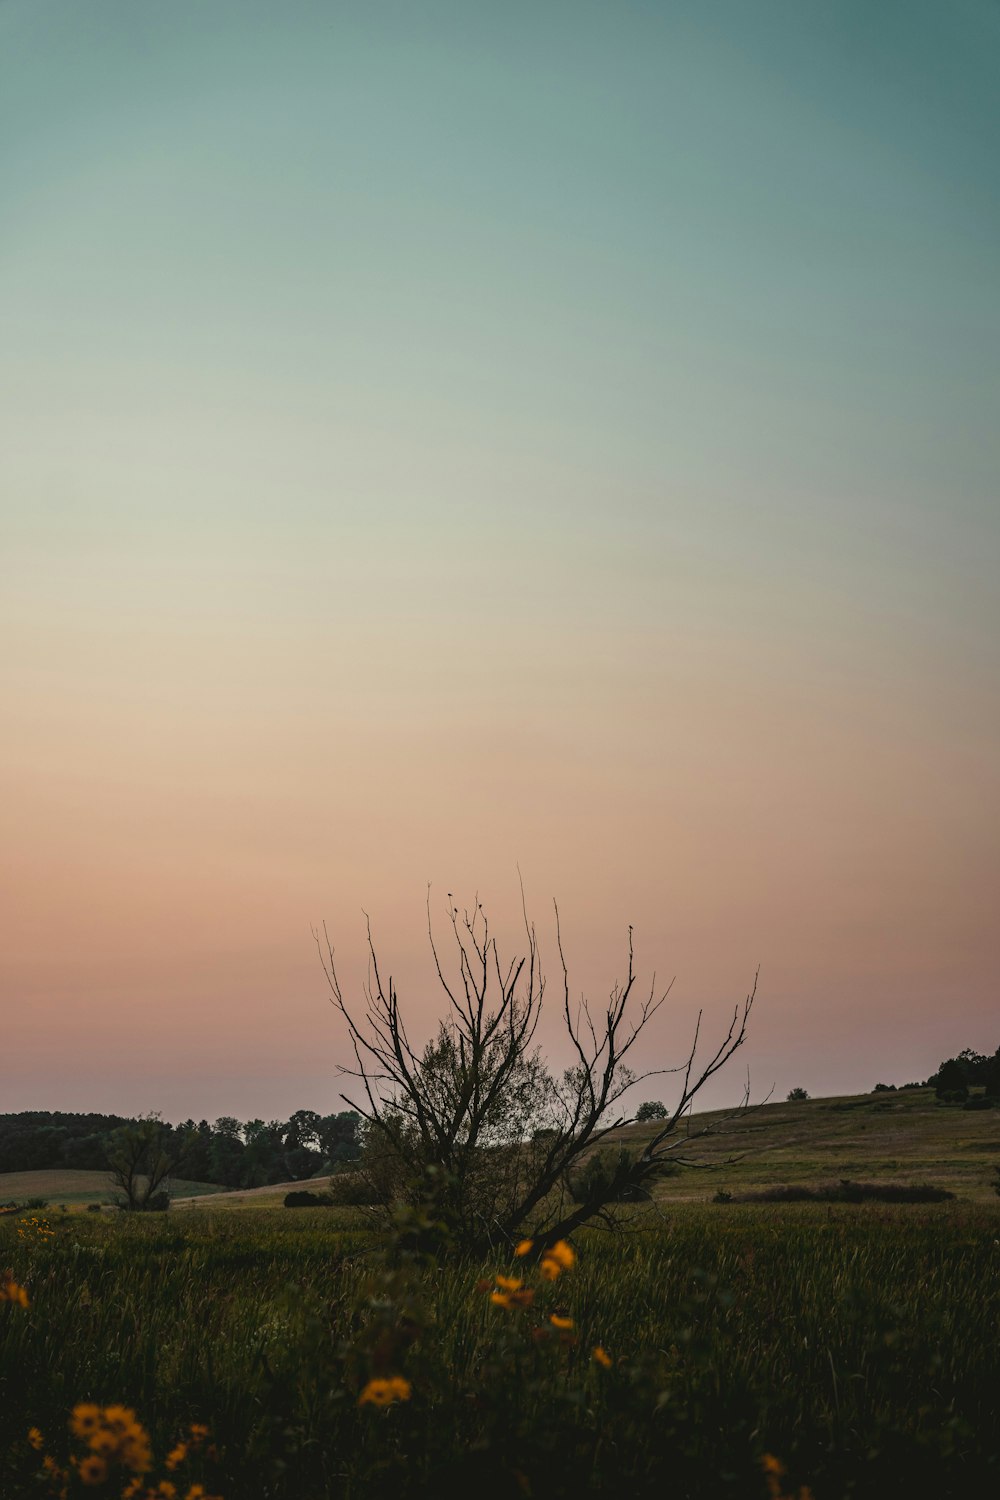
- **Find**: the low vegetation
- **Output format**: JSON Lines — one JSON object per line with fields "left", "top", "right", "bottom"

{"left": 2, "top": 1197, "right": 998, "bottom": 1497}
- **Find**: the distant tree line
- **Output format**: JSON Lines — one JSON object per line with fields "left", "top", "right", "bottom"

{"left": 0, "top": 1109, "right": 360, "bottom": 1186}
{"left": 874, "top": 1046, "right": 1000, "bottom": 1101}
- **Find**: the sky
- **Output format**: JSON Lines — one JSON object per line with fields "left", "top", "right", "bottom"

{"left": 2, "top": 0, "right": 998, "bottom": 1124}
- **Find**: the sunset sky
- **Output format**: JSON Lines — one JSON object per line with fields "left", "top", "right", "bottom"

{"left": 2, "top": 0, "right": 998, "bottom": 1124}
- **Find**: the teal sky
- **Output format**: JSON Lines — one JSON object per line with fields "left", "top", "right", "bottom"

{"left": 2, "top": 1, "right": 998, "bottom": 1120}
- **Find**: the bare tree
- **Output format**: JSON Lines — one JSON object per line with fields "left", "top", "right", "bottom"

{"left": 316, "top": 893, "right": 756, "bottom": 1254}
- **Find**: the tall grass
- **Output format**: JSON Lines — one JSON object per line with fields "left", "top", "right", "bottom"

{"left": 2, "top": 1203, "right": 998, "bottom": 1497}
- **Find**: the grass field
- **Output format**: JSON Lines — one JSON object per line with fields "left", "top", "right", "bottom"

{"left": 2, "top": 1092, "right": 998, "bottom": 1496}
{"left": 611, "top": 1085, "right": 1000, "bottom": 1201}
{"left": 2, "top": 1088, "right": 992, "bottom": 1216}
{"left": 0, "top": 1170, "right": 224, "bottom": 1208}
{"left": 2, "top": 1194, "right": 999, "bottom": 1498}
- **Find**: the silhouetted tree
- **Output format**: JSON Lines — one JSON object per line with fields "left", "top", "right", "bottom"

{"left": 317, "top": 892, "right": 756, "bottom": 1255}
{"left": 933, "top": 1059, "right": 968, "bottom": 1100}
{"left": 786, "top": 1087, "right": 809, "bottom": 1102}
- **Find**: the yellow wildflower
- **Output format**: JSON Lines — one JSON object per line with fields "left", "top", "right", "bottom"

{"left": 539, "top": 1256, "right": 562, "bottom": 1281}
{"left": 549, "top": 1314, "right": 574, "bottom": 1330}
{"left": 490, "top": 1290, "right": 514, "bottom": 1309}
{"left": 358, "top": 1375, "right": 412, "bottom": 1407}
{"left": 0, "top": 1270, "right": 29, "bottom": 1307}
{"left": 27, "top": 1426, "right": 44, "bottom": 1450}
{"left": 70, "top": 1404, "right": 102, "bottom": 1439}
{"left": 548, "top": 1240, "right": 575, "bottom": 1270}
{"left": 78, "top": 1454, "right": 108, "bottom": 1487}
{"left": 495, "top": 1274, "right": 523, "bottom": 1291}
{"left": 120, "top": 1430, "right": 154, "bottom": 1474}
{"left": 188, "top": 1424, "right": 210, "bottom": 1444}
{"left": 514, "top": 1239, "right": 534, "bottom": 1257}
{"left": 102, "top": 1403, "right": 140, "bottom": 1433}
{"left": 592, "top": 1346, "right": 613, "bottom": 1368}
{"left": 166, "top": 1443, "right": 188, "bottom": 1470}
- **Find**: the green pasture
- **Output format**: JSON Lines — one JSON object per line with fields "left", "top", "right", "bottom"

{"left": 0, "top": 1169, "right": 224, "bottom": 1208}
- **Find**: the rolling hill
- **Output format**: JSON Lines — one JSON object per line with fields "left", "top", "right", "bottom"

{"left": 0, "top": 1169, "right": 223, "bottom": 1207}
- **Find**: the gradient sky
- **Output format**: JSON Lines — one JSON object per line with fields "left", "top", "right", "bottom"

{"left": 2, "top": 0, "right": 998, "bottom": 1124}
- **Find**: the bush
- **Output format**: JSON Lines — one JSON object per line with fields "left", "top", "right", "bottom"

{"left": 283, "top": 1190, "right": 333, "bottom": 1208}
{"left": 326, "top": 1173, "right": 389, "bottom": 1207}
{"left": 937, "top": 1089, "right": 969, "bottom": 1105}
{"left": 963, "top": 1095, "right": 994, "bottom": 1111}
{"left": 872, "top": 1083, "right": 896, "bottom": 1092}
{"left": 568, "top": 1149, "right": 651, "bottom": 1204}
{"left": 634, "top": 1101, "right": 668, "bottom": 1122}
{"left": 728, "top": 1180, "right": 954, "bottom": 1204}
{"left": 86, "top": 1202, "right": 103, "bottom": 1213}
{"left": 786, "top": 1088, "right": 809, "bottom": 1102}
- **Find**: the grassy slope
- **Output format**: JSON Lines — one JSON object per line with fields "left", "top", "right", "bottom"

{"left": 179, "top": 1086, "right": 1000, "bottom": 1211}
{"left": 0, "top": 1170, "right": 223, "bottom": 1207}
{"left": 605, "top": 1086, "right": 1000, "bottom": 1202}
{"left": 4, "top": 1089, "right": 995, "bottom": 1211}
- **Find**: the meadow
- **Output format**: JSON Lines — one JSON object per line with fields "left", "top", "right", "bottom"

{"left": 2, "top": 1194, "right": 998, "bottom": 1499}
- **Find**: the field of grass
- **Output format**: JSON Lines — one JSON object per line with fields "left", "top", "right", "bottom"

{"left": 0, "top": 1170, "right": 224, "bottom": 1208}
{"left": 609, "top": 1086, "right": 1000, "bottom": 1202}
{"left": 2, "top": 1193, "right": 999, "bottom": 1499}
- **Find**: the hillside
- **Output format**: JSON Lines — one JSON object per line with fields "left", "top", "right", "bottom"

{"left": 169, "top": 1087, "right": 1000, "bottom": 1211}
{"left": 0, "top": 1169, "right": 223, "bottom": 1207}
{"left": 604, "top": 1086, "right": 1000, "bottom": 1202}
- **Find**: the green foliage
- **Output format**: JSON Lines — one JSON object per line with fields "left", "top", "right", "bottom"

{"left": 106, "top": 1116, "right": 192, "bottom": 1212}
{"left": 283, "top": 1190, "right": 333, "bottom": 1208}
{"left": 569, "top": 1148, "right": 651, "bottom": 1204}
{"left": 634, "top": 1100, "right": 668, "bottom": 1121}
{"left": 786, "top": 1087, "right": 809, "bottom": 1102}
{"left": 0, "top": 1109, "right": 361, "bottom": 1189}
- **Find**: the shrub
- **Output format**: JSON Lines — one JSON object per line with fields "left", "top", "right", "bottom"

{"left": 786, "top": 1088, "right": 809, "bottom": 1102}
{"left": 963, "top": 1095, "right": 994, "bottom": 1111}
{"left": 86, "top": 1202, "right": 103, "bottom": 1212}
{"left": 283, "top": 1189, "right": 333, "bottom": 1208}
{"left": 568, "top": 1148, "right": 651, "bottom": 1204}
{"left": 634, "top": 1100, "right": 668, "bottom": 1121}
{"left": 729, "top": 1181, "right": 954, "bottom": 1204}
{"left": 326, "top": 1172, "right": 389, "bottom": 1207}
